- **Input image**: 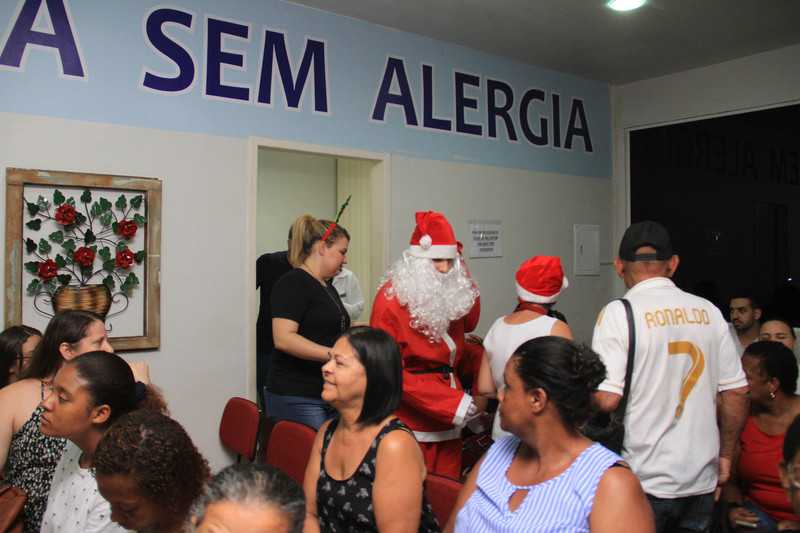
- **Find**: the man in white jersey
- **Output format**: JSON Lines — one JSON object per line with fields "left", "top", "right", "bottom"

{"left": 592, "top": 221, "right": 749, "bottom": 533}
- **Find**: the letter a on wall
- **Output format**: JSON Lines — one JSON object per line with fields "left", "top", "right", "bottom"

{"left": 0, "top": 0, "right": 85, "bottom": 78}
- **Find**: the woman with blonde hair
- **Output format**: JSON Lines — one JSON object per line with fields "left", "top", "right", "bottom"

{"left": 266, "top": 214, "right": 351, "bottom": 429}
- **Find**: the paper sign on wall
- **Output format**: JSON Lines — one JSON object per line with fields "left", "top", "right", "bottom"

{"left": 469, "top": 221, "right": 502, "bottom": 258}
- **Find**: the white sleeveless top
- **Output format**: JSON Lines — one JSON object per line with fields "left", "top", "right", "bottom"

{"left": 484, "top": 314, "right": 557, "bottom": 440}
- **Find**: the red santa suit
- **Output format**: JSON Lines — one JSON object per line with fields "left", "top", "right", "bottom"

{"left": 370, "top": 211, "right": 480, "bottom": 479}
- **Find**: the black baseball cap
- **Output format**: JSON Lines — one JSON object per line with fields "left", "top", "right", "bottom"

{"left": 619, "top": 221, "right": 673, "bottom": 261}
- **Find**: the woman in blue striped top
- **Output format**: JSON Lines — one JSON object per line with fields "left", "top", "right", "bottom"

{"left": 446, "top": 336, "right": 653, "bottom": 533}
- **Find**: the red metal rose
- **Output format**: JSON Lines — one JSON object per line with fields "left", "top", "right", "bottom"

{"left": 115, "top": 248, "right": 135, "bottom": 269}
{"left": 54, "top": 204, "right": 77, "bottom": 225}
{"left": 116, "top": 220, "right": 138, "bottom": 239}
{"left": 73, "top": 247, "right": 96, "bottom": 268}
{"left": 38, "top": 259, "right": 58, "bottom": 280}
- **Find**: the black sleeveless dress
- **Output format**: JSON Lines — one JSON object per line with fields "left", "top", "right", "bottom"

{"left": 316, "top": 418, "right": 441, "bottom": 532}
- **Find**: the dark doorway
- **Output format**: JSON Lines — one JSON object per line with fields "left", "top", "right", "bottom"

{"left": 630, "top": 104, "right": 800, "bottom": 322}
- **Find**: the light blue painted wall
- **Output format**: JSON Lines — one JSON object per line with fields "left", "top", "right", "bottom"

{"left": 0, "top": 0, "right": 611, "bottom": 177}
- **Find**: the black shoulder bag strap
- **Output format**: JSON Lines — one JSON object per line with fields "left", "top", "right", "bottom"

{"left": 614, "top": 298, "right": 636, "bottom": 428}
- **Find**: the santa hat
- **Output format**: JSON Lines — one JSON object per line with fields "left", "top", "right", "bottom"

{"left": 515, "top": 256, "right": 569, "bottom": 304}
{"left": 408, "top": 211, "right": 458, "bottom": 259}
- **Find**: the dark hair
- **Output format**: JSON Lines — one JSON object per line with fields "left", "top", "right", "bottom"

{"left": 343, "top": 326, "right": 403, "bottom": 426}
{"left": 761, "top": 317, "right": 797, "bottom": 340}
{"left": 511, "top": 336, "right": 606, "bottom": 429}
{"left": 191, "top": 464, "right": 305, "bottom": 533}
{"left": 94, "top": 410, "right": 209, "bottom": 525}
{"left": 288, "top": 215, "right": 350, "bottom": 267}
{"left": 68, "top": 351, "right": 167, "bottom": 428}
{"left": 784, "top": 415, "right": 800, "bottom": 462}
{"left": 21, "top": 310, "right": 103, "bottom": 380}
{"left": 0, "top": 325, "right": 41, "bottom": 387}
{"left": 729, "top": 290, "right": 761, "bottom": 310}
{"left": 743, "top": 341, "right": 798, "bottom": 395}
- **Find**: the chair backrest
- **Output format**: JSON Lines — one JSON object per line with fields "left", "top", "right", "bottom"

{"left": 219, "top": 397, "right": 261, "bottom": 462}
{"left": 425, "top": 473, "right": 463, "bottom": 527}
{"left": 264, "top": 420, "right": 317, "bottom": 485}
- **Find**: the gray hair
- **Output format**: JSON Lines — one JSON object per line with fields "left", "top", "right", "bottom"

{"left": 191, "top": 464, "right": 305, "bottom": 533}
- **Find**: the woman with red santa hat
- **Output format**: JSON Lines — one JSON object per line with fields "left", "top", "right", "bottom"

{"left": 370, "top": 211, "right": 480, "bottom": 480}
{"left": 477, "top": 256, "right": 573, "bottom": 441}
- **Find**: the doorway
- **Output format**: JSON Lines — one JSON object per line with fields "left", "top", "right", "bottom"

{"left": 247, "top": 138, "right": 390, "bottom": 399}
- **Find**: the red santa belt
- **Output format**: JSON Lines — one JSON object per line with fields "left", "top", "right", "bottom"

{"left": 408, "top": 365, "right": 454, "bottom": 375}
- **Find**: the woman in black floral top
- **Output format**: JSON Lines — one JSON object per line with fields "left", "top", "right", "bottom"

{"left": 0, "top": 310, "right": 115, "bottom": 532}
{"left": 303, "top": 326, "right": 440, "bottom": 532}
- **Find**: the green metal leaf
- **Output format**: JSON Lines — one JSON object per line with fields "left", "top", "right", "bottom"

{"left": 24, "top": 261, "right": 38, "bottom": 274}
{"left": 133, "top": 214, "right": 146, "bottom": 226}
{"left": 84, "top": 229, "right": 96, "bottom": 244}
{"left": 26, "top": 279, "right": 40, "bottom": 296}
{"left": 98, "top": 246, "right": 111, "bottom": 261}
{"left": 99, "top": 212, "right": 113, "bottom": 227}
{"left": 26, "top": 202, "right": 39, "bottom": 217}
{"left": 57, "top": 274, "right": 71, "bottom": 286}
{"left": 134, "top": 250, "right": 146, "bottom": 263}
{"left": 115, "top": 195, "right": 127, "bottom": 211}
{"left": 80, "top": 190, "right": 92, "bottom": 204}
{"left": 25, "top": 238, "right": 37, "bottom": 254}
{"left": 49, "top": 231, "right": 64, "bottom": 244}
{"left": 130, "top": 195, "right": 143, "bottom": 209}
{"left": 25, "top": 219, "right": 41, "bottom": 231}
{"left": 38, "top": 239, "right": 51, "bottom": 255}
{"left": 53, "top": 190, "right": 65, "bottom": 205}
{"left": 103, "top": 275, "right": 115, "bottom": 290}
{"left": 55, "top": 254, "right": 66, "bottom": 268}
{"left": 62, "top": 239, "right": 77, "bottom": 252}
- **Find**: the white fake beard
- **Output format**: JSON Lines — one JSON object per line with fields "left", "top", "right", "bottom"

{"left": 383, "top": 252, "right": 479, "bottom": 342}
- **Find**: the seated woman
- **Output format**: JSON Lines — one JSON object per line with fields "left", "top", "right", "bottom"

{"left": 38, "top": 351, "right": 165, "bottom": 532}
{"left": 725, "top": 341, "right": 800, "bottom": 532}
{"left": 477, "top": 256, "right": 572, "bottom": 440}
{"left": 0, "top": 325, "right": 41, "bottom": 388}
{"left": 0, "top": 310, "right": 116, "bottom": 533}
{"left": 303, "top": 326, "right": 440, "bottom": 532}
{"left": 94, "top": 410, "right": 210, "bottom": 533}
{"left": 447, "top": 336, "right": 653, "bottom": 533}
{"left": 191, "top": 464, "right": 305, "bottom": 533}
{"left": 267, "top": 214, "right": 351, "bottom": 430}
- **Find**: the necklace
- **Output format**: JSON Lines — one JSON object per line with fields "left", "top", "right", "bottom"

{"left": 323, "top": 281, "right": 348, "bottom": 333}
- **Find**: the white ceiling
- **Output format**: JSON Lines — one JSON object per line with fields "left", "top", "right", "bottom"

{"left": 287, "top": 0, "right": 800, "bottom": 84}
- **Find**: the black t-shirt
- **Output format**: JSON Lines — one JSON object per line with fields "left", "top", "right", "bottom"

{"left": 256, "top": 250, "right": 292, "bottom": 356}
{"left": 267, "top": 268, "right": 351, "bottom": 398}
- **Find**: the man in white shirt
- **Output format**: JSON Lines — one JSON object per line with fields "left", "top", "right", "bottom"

{"left": 728, "top": 292, "right": 762, "bottom": 355}
{"left": 332, "top": 267, "right": 365, "bottom": 322}
{"left": 592, "top": 221, "right": 749, "bottom": 533}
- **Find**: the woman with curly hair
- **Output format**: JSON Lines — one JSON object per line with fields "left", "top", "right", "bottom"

{"left": 94, "top": 410, "right": 210, "bottom": 532}
{"left": 38, "top": 351, "right": 164, "bottom": 532}
{"left": 446, "top": 336, "right": 654, "bottom": 532}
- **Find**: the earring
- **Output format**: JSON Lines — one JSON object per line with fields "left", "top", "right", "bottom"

{"left": 770, "top": 391, "right": 777, "bottom": 400}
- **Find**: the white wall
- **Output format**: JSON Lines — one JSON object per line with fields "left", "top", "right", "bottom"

{"left": 0, "top": 112, "right": 248, "bottom": 470}
{"left": 389, "top": 156, "right": 615, "bottom": 343}
{"left": 256, "top": 148, "right": 337, "bottom": 255}
{"left": 611, "top": 43, "right": 800, "bottom": 289}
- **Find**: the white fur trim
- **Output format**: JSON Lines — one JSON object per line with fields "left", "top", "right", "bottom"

{"left": 452, "top": 393, "right": 474, "bottom": 427}
{"left": 515, "top": 275, "right": 569, "bottom": 303}
{"left": 419, "top": 234, "right": 432, "bottom": 249}
{"left": 407, "top": 244, "right": 457, "bottom": 259}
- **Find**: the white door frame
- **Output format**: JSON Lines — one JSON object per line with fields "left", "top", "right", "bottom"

{"left": 244, "top": 136, "right": 392, "bottom": 400}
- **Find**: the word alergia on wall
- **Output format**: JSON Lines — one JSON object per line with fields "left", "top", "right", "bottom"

{"left": 0, "top": 0, "right": 595, "bottom": 154}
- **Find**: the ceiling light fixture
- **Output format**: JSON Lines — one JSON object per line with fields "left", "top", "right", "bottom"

{"left": 606, "top": 0, "right": 646, "bottom": 11}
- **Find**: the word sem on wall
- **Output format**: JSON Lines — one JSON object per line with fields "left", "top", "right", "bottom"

{"left": 0, "top": 0, "right": 595, "bottom": 153}
{"left": 372, "top": 58, "right": 594, "bottom": 152}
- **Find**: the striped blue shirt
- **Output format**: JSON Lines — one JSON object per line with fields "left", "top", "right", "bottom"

{"left": 454, "top": 437, "right": 621, "bottom": 532}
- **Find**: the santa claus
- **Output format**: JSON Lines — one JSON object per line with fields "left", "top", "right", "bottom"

{"left": 370, "top": 211, "right": 480, "bottom": 479}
